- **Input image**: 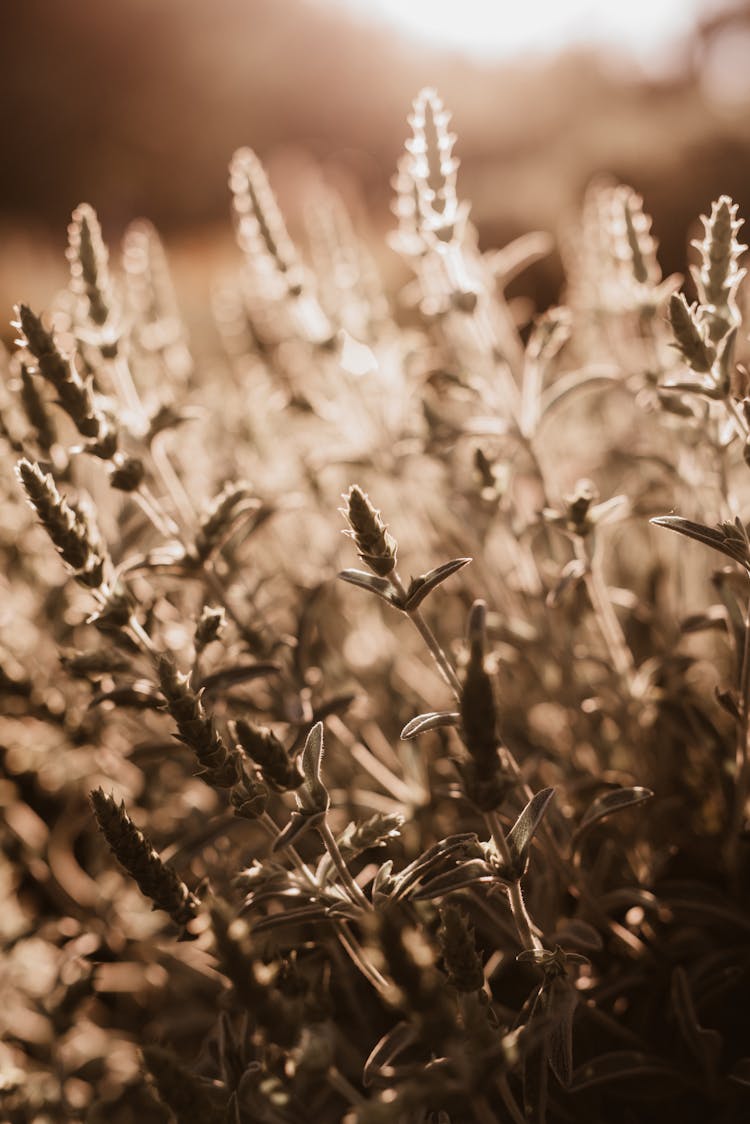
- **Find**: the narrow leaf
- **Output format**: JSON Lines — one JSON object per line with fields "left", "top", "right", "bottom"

{"left": 411, "top": 859, "right": 495, "bottom": 900}
{"left": 400, "top": 711, "right": 461, "bottom": 739}
{"left": 338, "top": 568, "right": 402, "bottom": 606}
{"left": 89, "top": 682, "right": 162, "bottom": 710}
{"left": 517, "top": 949, "right": 554, "bottom": 965}
{"left": 574, "top": 786, "right": 653, "bottom": 844}
{"left": 403, "top": 557, "right": 472, "bottom": 611}
{"left": 551, "top": 919, "right": 603, "bottom": 951}
{"left": 199, "top": 662, "right": 282, "bottom": 692}
{"left": 301, "top": 721, "right": 325, "bottom": 786}
{"left": 651, "top": 515, "right": 750, "bottom": 568}
{"left": 545, "top": 977, "right": 577, "bottom": 1087}
{"left": 363, "top": 1023, "right": 418, "bottom": 1087}
{"left": 506, "top": 787, "right": 555, "bottom": 879}
{"left": 569, "top": 1051, "right": 681, "bottom": 1091}
{"left": 271, "top": 809, "right": 323, "bottom": 852}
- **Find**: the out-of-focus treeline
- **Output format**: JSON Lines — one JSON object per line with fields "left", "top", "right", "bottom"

{"left": 3, "top": 0, "right": 750, "bottom": 310}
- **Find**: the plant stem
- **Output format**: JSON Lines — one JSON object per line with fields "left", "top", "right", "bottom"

{"left": 259, "top": 814, "right": 386, "bottom": 991}
{"left": 507, "top": 880, "right": 544, "bottom": 952}
{"left": 318, "top": 818, "right": 372, "bottom": 911}
{"left": 390, "top": 571, "right": 462, "bottom": 700}
{"left": 575, "top": 538, "right": 634, "bottom": 682}
{"left": 127, "top": 614, "right": 159, "bottom": 657}
{"left": 485, "top": 810, "right": 543, "bottom": 952}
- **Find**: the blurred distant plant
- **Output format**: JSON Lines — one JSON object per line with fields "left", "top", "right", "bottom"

{"left": 2, "top": 86, "right": 750, "bottom": 1124}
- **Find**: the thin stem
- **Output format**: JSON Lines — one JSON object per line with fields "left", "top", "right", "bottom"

{"left": 327, "top": 1067, "right": 366, "bottom": 1108}
{"left": 390, "top": 571, "right": 462, "bottom": 700}
{"left": 151, "top": 436, "right": 197, "bottom": 532}
{"left": 134, "top": 484, "right": 179, "bottom": 538}
{"left": 507, "top": 880, "right": 544, "bottom": 952}
{"left": 127, "top": 614, "right": 159, "bottom": 657}
{"left": 317, "top": 819, "right": 372, "bottom": 912}
{"left": 336, "top": 921, "right": 390, "bottom": 994}
{"left": 575, "top": 538, "right": 634, "bottom": 682}
{"left": 259, "top": 814, "right": 387, "bottom": 991}
{"left": 109, "top": 353, "right": 147, "bottom": 426}
{"left": 485, "top": 809, "right": 513, "bottom": 870}
{"left": 485, "top": 811, "right": 543, "bottom": 952}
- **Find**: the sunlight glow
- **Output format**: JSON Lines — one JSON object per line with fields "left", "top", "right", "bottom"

{"left": 335, "top": 0, "right": 718, "bottom": 61}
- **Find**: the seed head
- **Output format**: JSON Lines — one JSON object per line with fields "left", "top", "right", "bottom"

{"left": 90, "top": 789, "right": 198, "bottom": 932}
{"left": 16, "top": 458, "right": 106, "bottom": 587}
{"left": 194, "top": 605, "right": 226, "bottom": 652}
{"left": 14, "top": 304, "right": 114, "bottom": 446}
{"left": 342, "top": 485, "right": 398, "bottom": 577}
{"left": 668, "top": 292, "right": 715, "bottom": 374}
{"left": 158, "top": 654, "right": 240, "bottom": 787}
{"left": 691, "top": 195, "right": 747, "bottom": 343}
{"left": 233, "top": 719, "right": 303, "bottom": 791}
{"left": 403, "top": 88, "right": 466, "bottom": 245}
{"left": 19, "top": 361, "right": 56, "bottom": 452}
{"left": 67, "top": 203, "right": 118, "bottom": 346}
{"left": 192, "top": 481, "right": 258, "bottom": 565}
{"left": 229, "top": 147, "right": 304, "bottom": 295}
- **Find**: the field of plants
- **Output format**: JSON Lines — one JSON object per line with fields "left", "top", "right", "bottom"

{"left": 2, "top": 86, "right": 750, "bottom": 1123}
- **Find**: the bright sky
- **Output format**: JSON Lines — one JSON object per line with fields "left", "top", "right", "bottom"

{"left": 335, "top": 0, "right": 722, "bottom": 62}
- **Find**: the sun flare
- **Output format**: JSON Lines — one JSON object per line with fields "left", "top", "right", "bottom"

{"left": 336, "top": 0, "right": 716, "bottom": 60}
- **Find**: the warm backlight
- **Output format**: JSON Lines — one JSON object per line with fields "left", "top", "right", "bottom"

{"left": 335, "top": 0, "right": 717, "bottom": 61}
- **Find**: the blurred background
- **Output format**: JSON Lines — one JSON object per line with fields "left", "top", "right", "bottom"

{"left": 3, "top": 0, "right": 750, "bottom": 321}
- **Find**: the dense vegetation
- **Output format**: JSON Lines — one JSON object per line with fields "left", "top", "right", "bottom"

{"left": 2, "top": 88, "right": 750, "bottom": 1123}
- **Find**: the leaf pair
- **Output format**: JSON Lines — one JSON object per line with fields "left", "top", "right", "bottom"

{"left": 338, "top": 557, "right": 471, "bottom": 611}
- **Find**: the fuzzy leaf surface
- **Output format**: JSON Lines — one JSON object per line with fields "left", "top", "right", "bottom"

{"left": 506, "top": 787, "right": 555, "bottom": 879}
